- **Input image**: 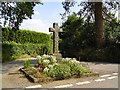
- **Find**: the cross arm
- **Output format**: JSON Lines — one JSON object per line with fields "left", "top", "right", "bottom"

{"left": 49, "top": 27, "right": 55, "bottom": 32}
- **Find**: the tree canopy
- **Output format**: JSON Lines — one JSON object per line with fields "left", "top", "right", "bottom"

{"left": 60, "top": 12, "right": 120, "bottom": 62}
{"left": 61, "top": 0, "right": 120, "bottom": 48}
{"left": 0, "top": 2, "right": 42, "bottom": 30}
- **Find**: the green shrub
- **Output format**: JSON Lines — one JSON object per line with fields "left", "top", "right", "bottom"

{"left": 2, "top": 27, "right": 52, "bottom": 44}
{"left": 61, "top": 58, "right": 88, "bottom": 76}
{"left": 80, "top": 46, "right": 120, "bottom": 63}
{"left": 2, "top": 42, "right": 52, "bottom": 62}
{"left": 23, "top": 60, "right": 31, "bottom": 69}
{"left": 45, "top": 64, "right": 71, "bottom": 80}
{"left": 37, "top": 54, "right": 57, "bottom": 68}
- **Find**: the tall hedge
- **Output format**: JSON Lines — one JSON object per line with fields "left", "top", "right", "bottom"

{"left": 2, "top": 41, "right": 52, "bottom": 62}
{"left": 2, "top": 27, "right": 51, "bottom": 44}
{"left": 2, "top": 27, "right": 53, "bottom": 62}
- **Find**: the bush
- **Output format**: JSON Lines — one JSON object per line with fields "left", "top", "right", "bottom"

{"left": 2, "top": 42, "right": 52, "bottom": 62}
{"left": 61, "top": 58, "right": 88, "bottom": 76}
{"left": 23, "top": 60, "right": 31, "bottom": 69}
{"left": 44, "top": 64, "right": 71, "bottom": 80}
{"left": 37, "top": 54, "right": 57, "bottom": 68}
{"left": 80, "top": 45, "right": 120, "bottom": 63}
{"left": 2, "top": 27, "right": 51, "bottom": 44}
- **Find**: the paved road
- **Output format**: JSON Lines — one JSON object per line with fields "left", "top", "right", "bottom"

{"left": 1, "top": 59, "right": 119, "bottom": 88}
{"left": 41, "top": 72, "right": 118, "bottom": 88}
{"left": 2, "top": 58, "right": 37, "bottom": 74}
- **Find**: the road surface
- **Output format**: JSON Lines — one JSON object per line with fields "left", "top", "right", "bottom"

{"left": 1, "top": 59, "right": 119, "bottom": 88}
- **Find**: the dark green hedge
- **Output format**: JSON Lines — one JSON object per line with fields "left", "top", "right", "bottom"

{"left": 2, "top": 27, "right": 51, "bottom": 44}
{"left": 2, "top": 42, "right": 52, "bottom": 62}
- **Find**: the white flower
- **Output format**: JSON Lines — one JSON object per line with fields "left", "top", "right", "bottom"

{"left": 43, "top": 60, "right": 50, "bottom": 64}
{"left": 70, "top": 60, "right": 75, "bottom": 63}
{"left": 62, "top": 58, "right": 65, "bottom": 61}
{"left": 66, "top": 58, "right": 71, "bottom": 61}
{"left": 53, "top": 58, "right": 57, "bottom": 62}
{"left": 75, "top": 60, "right": 80, "bottom": 64}
{"left": 62, "top": 58, "right": 71, "bottom": 62}
{"left": 36, "top": 55, "right": 42, "bottom": 59}
{"left": 49, "top": 56, "right": 57, "bottom": 62}
{"left": 70, "top": 59, "right": 80, "bottom": 64}
{"left": 43, "top": 67, "right": 49, "bottom": 72}
{"left": 48, "top": 65, "right": 54, "bottom": 68}
{"left": 73, "top": 58, "right": 76, "bottom": 61}
{"left": 53, "top": 63, "right": 58, "bottom": 66}
{"left": 47, "top": 55, "right": 51, "bottom": 57}
{"left": 42, "top": 54, "right": 47, "bottom": 57}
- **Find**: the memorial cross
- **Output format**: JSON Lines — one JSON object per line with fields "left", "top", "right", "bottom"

{"left": 49, "top": 23, "right": 62, "bottom": 54}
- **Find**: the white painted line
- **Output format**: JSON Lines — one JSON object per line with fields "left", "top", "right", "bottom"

{"left": 100, "top": 74, "right": 111, "bottom": 78}
{"left": 112, "top": 73, "right": 118, "bottom": 75}
{"left": 76, "top": 81, "right": 90, "bottom": 85}
{"left": 94, "top": 79, "right": 106, "bottom": 82}
{"left": 54, "top": 84, "right": 73, "bottom": 88}
{"left": 107, "top": 76, "right": 118, "bottom": 80}
{"left": 25, "top": 85, "right": 42, "bottom": 88}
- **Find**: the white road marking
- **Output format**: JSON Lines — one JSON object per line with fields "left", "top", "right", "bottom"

{"left": 54, "top": 84, "right": 73, "bottom": 88}
{"left": 112, "top": 73, "right": 118, "bottom": 75}
{"left": 25, "top": 85, "right": 42, "bottom": 88}
{"left": 100, "top": 74, "right": 111, "bottom": 78}
{"left": 107, "top": 76, "right": 118, "bottom": 80}
{"left": 94, "top": 79, "right": 106, "bottom": 82}
{"left": 76, "top": 81, "right": 90, "bottom": 85}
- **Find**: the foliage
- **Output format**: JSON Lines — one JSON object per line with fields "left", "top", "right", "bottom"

{"left": 104, "top": 13, "right": 120, "bottom": 44}
{"left": 23, "top": 60, "right": 30, "bottom": 69}
{"left": 45, "top": 64, "right": 71, "bottom": 80}
{"left": 60, "top": 0, "right": 76, "bottom": 20}
{"left": 61, "top": 58, "right": 88, "bottom": 76}
{"left": 62, "top": 0, "right": 120, "bottom": 22}
{"left": 22, "top": 55, "right": 92, "bottom": 80}
{"left": 2, "top": 27, "right": 52, "bottom": 44}
{"left": 2, "top": 42, "right": 52, "bottom": 62}
{"left": 0, "top": 2, "right": 42, "bottom": 29}
{"left": 61, "top": 0, "right": 120, "bottom": 48}
{"left": 37, "top": 54, "right": 57, "bottom": 68}
{"left": 79, "top": 45, "right": 120, "bottom": 63}
{"left": 60, "top": 13, "right": 120, "bottom": 63}
{"left": 43, "top": 57, "right": 90, "bottom": 79}
{"left": 60, "top": 13, "right": 95, "bottom": 57}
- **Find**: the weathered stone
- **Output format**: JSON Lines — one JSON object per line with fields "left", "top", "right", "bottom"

{"left": 49, "top": 23, "right": 62, "bottom": 61}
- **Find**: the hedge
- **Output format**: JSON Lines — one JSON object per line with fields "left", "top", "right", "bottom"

{"left": 2, "top": 27, "right": 51, "bottom": 44}
{"left": 78, "top": 45, "right": 120, "bottom": 63}
{"left": 2, "top": 41, "right": 52, "bottom": 62}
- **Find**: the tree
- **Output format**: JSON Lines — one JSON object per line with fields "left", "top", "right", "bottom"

{"left": 61, "top": 0, "right": 120, "bottom": 48}
{"left": 0, "top": 2, "right": 42, "bottom": 30}
{"left": 60, "top": 13, "right": 95, "bottom": 57}
{"left": 94, "top": 1, "right": 104, "bottom": 48}
{"left": 60, "top": 0, "right": 76, "bottom": 21}
{"left": 104, "top": 13, "right": 120, "bottom": 44}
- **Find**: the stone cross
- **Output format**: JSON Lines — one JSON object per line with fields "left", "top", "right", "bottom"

{"left": 49, "top": 23, "right": 62, "bottom": 54}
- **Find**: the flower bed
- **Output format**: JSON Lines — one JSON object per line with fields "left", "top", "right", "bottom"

{"left": 20, "top": 54, "right": 96, "bottom": 83}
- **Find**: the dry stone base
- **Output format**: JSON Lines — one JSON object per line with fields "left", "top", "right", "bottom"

{"left": 19, "top": 68, "right": 53, "bottom": 83}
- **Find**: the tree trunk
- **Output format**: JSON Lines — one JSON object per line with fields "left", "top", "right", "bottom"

{"left": 94, "top": 1, "right": 105, "bottom": 48}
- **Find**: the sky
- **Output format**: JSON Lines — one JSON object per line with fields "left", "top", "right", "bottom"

{"left": 19, "top": 1, "right": 80, "bottom": 34}
{"left": 1, "top": 1, "right": 119, "bottom": 34}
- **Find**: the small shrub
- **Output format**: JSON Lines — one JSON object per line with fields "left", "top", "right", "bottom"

{"left": 36, "top": 54, "right": 57, "bottom": 68}
{"left": 61, "top": 58, "right": 89, "bottom": 76}
{"left": 45, "top": 64, "right": 71, "bottom": 80}
{"left": 23, "top": 60, "right": 31, "bottom": 69}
